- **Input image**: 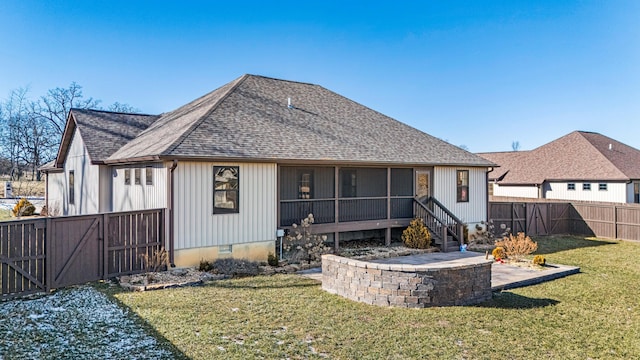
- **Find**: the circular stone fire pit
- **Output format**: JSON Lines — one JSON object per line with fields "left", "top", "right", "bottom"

{"left": 321, "top": 253, "right": 493, "bottom": 308}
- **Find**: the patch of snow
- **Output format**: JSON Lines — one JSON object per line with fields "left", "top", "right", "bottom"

{"left": 0, "top": 286, "right": 175, "bottom": 359}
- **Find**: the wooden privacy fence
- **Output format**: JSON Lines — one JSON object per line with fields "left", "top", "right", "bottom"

{"left": 1, "top": 209, "right": 165, "bottom": 300}
{"left": 489, "top": 202, "right": 640, "bottom": 241}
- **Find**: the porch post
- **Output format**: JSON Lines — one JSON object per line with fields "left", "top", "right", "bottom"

{"left": 334, "top": 166, "right": 339, "bottom": 251}
{"left": 386, "top": 167, "right": 391, "bottom": 246}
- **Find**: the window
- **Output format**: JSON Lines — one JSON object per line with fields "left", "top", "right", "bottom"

{"left": 146, "top": 167, "right": 153, "bottom": 185}
{"left": 456, "top": 170, "right": 469, "bottom": 202}
{"left": 635, "top": 182, "right": 640, "bottom": 203}
{"left": 134, "top": 169, "right": 141, "bottom": 185}
{"left": 214, "top": 166, "right": 239, "bottom": 214}
{"left": 567, "top": 183, "right": 575, "bottom": 191}
{"left": 583, "top": 183, "right": 591, "bottom": 191}
{"left": 68, "top": 171, "right": 75, "bottom": 204}
{"left": 298, "top": 171, "right": 313, "bottom": 199}
{"left": 124, "top": 169, "right": 131, "bottom": 185}
{"left": 598, "top": 183, "right": 607, "bottom": 191}
{"left": 341, "top": 169, "right": 357, "bottom": 198}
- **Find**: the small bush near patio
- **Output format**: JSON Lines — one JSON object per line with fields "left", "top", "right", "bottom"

{"left": 496, "top": 231, "right": 538, "bottom": 261}
{"left": 492, "top": 246, "right": 506, "bottom": 260}
{"left": 533, "top": 254, "right": 546, "bottom": 266}
{"left": 282, "top": 214, "right": 332, "bottom": 264}
{"left": 103, "top": 236, "right": 640, "bottom": 359}
{"left": 401, "top": 218, "right": 431, "bottom": 249}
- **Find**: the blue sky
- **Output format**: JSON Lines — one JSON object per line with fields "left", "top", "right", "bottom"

{"left": 1, "top": 1, "right": 638, "bottom": 152}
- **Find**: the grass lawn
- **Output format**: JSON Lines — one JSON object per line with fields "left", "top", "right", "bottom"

{"left": 105, "top": 236, "right": 640, "bottom": 359}
{"left": 0, "top": 209, "right": 12, "bottom": 221}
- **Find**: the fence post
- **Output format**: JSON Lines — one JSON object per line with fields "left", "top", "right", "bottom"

{"left": 613, "top": 204, "right": 618, "bottom": 240}
{"left": 103, "top": 213, "right": 109, "bottom": 279}
{"left": 45, "top": 217, "right": 52, "bottom": 292}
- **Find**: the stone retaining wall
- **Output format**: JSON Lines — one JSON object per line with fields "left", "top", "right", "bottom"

{"left": 321, "top": 254, "right": 492, "bottom": 308}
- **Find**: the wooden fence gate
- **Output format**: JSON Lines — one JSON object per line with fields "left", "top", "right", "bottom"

{"left": 489, "top": 201, "right": 640, "bottom": 241}
{"left": 1, "top": 209, "right": 165, "bottom": 300}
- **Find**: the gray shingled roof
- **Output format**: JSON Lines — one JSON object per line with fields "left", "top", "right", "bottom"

{"left": 478, "top": 131, "right": 640, "bottom": 184}
{"left": 54, "top": 109, "right": 160, "bottom": 167}
{"left": 107, "top": 74, "right": 493, "bottom": 167}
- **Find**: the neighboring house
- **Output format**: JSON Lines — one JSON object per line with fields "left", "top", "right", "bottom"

{"left": 478, "top": 131, "right": 640, "bottom": 204}
{"left": 42, "top": 74, "right": 494, "bottom": 267}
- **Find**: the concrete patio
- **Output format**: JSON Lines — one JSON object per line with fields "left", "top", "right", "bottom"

{"left": 298, "top": 251, "right": 580, "bottom": 292}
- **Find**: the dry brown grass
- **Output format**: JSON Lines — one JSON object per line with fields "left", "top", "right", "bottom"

{"left": 0, "top": 179, "right": 46, "bottom": 197}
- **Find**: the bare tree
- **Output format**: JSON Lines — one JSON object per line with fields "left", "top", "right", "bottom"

{"left": 107, "top": 102, "right": 140, "bottom": 113}
{"left": 34, "top": 82, "right": 101, "bottom": 136}
{"left": 511, "top": 141, "right": 521, "bottom": 151}
{"left": 1, "top": 82, "right": 141, "bottom": 181}
{"left": 0, "top": 88, "right": 31, "bottom": 179}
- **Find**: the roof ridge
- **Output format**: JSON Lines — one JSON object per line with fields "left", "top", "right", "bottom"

{"left": 245, "top": 74, "right": 321, "bottom": 87}
{"left": 578, "top": 131, "right": 633, "bottom": 178}
{"left": 71, "top": 108, "right": 158, "bottom": 117}
{"left": 162, "top": 74, "right": 251, "bottom": 155}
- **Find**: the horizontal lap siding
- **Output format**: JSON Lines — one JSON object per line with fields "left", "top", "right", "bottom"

{"left": 493, "top": 184, "right": 538, "bottom": 198}
{"left": 175, "top": 162, "right": 277, "bottom": 250}
{"left": 433, "top": 166, "right": 487, "bottom": 224}
{"left": 546, "top": 182, "right": 627, "bottom": 203}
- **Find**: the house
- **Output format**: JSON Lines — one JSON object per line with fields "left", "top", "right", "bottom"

{"left": 42, "top": 74, "right": 494, "bottom": 267}
{"left": 478, "top": 131, "right": 640, "bottom": 204}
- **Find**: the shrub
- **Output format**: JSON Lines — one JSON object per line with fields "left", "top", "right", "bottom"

{"left": 533, "top": 255, "right": 546, "bottom": 266}
{"left": 210, "top": 258, "right": 260, "bottom": 277}
{"left": 267, "top": 253, "right": 279, "bottom": 266}
{"left": 198, "top": 259, "right": 213, "bottom": 272}
{"left": 492, "top": 246, "right": 506, "bottom": 260}
{"left": 495, "top": 232, "right": 538, "bottom": 261}
{"left": 283, "top": 214, "right": 332, "bottom": 264}
{"left": 12, "top": 198, "right": 35, "bottom": 217}
{"left": 140, "top": 247, "right": 169, "bottom": 273}
{"left": 402, "top": 218, "right": 432, "bottom": 249}
{"left": 469, "top": 220, "right": 511, "bottom": 245}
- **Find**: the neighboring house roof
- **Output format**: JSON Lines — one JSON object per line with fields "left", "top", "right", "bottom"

{"left": 478, "top": 131, "right": 640, "bottom": 185}
{"left": 53, "top": 109, "right": 160, "bottom": 168}
{"left": 107, "top": 74, "right": 493, "bottom": 167}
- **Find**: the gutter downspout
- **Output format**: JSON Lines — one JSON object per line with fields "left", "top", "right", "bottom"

{"left": 169, "top": 160, "right": 178, "bottom": 267}
{"left": 486, "top": 167, "right": 494, "bottom": 222}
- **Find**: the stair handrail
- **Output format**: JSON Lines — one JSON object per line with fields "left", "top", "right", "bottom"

{"left": 425, "top": 196, "right": 463, "bottom": 225}
{"left": 413, "top": 197, "right": 448, "bottom": 227}
{"left": 415, "top": 196, "right": 465, "bottom": 250}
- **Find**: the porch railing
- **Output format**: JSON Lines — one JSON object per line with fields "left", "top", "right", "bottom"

{"left": 414, "top": 196, "right": 464, "bottom": 252}
{"left": 279, "top": 196, "right": 414, "bottom": 227}
{"left": 280, "top": 199, "right": 335, "bottom": 226}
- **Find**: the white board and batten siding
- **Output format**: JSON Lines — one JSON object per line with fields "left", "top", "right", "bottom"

{"left": 46, "top": 171, "right": 66, "bottom": 216}
{"left": 492, "top": 184, "right": 539, "bottom": 199}
{"left": 432, "top": 166, "right": 487, "bottom": 224}
{"left": 61, "top": 131, "right": 101, "bottom": 215}
{"left": 173, "top": 161, "right": 277, "bottom": 250}
{"left": 111, "top": 164, "right": 167, "bottom": 212}
{"left": 545, "top": 181, "right": 627, "bottom": 203}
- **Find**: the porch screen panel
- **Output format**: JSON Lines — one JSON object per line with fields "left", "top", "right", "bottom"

{"left": 339, "top": 168, "right": 386, "bottom": 198}
{"left": 391, "top": 168, "right": 412, "bottom": 196}
{"left": 280, "top": 167, "right": 334, "bottom": 200}
{"left": 279, "top": 166, "right": 335, "bottom": 226}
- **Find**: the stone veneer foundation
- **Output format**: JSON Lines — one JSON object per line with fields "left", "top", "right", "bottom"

{"left": 321, "top": 254, "right": 492, "bottom": 308}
